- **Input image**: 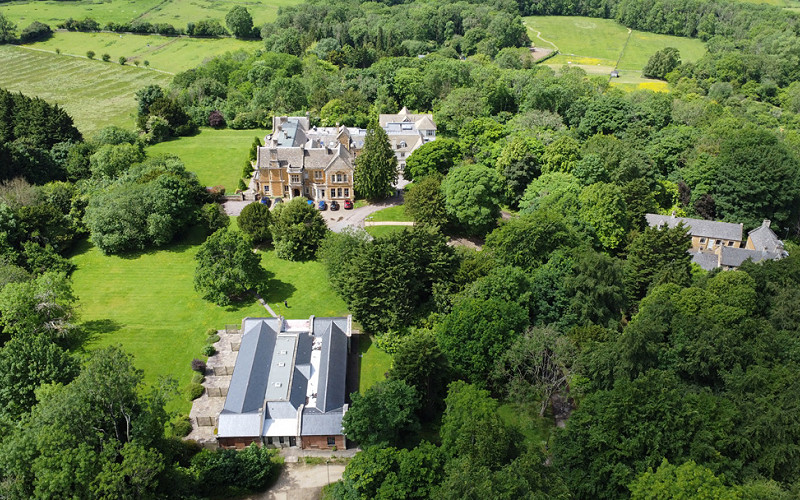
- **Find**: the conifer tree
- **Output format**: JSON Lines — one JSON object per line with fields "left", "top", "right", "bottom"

{"left": 354, "top": 121, "right": 398, "bottom": 200}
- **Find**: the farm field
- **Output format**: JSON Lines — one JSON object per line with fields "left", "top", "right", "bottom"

{"left": 524, "top": 16, "right": 706, "bottom": 90}
{"left": 24, "top": 31, "right": 260, "bottom": 73}
{"left": 70, "top": 227, "right": 348, "bottom": 414}
{"left": 147, "top": 128, "right": 269, "bottom": 190}
{"left": 0, "top": 44, "right": 170, "bottom": 136}
{"left": 0, "top": 0, "right": 163, "bottom": 26}
{"left": 1, "top": 0, "right": 302, "bottom": 27}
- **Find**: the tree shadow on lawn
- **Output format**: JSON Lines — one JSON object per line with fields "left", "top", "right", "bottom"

{"left": 66, "top": 318, "right": 122, "bottom": 352}
{"left": 257, "top": 276, "right": 296, "bottom": 305}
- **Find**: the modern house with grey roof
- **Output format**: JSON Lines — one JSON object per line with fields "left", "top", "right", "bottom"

{"left": 217, "top": 316, "right": 352, "bottom": 450}
{"left": 645, "top": 213, "right": 788, "bottom": 271}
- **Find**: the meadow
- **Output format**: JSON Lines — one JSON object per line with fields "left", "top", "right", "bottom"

{"left": 0, "top": 44, "right": 170, "bottom": 135}
{"left": 25, "top": 31, "right": 260, "bottom": 73}
{"left": 1, "top": 0, "right": 303, "bottom": 27}
{"left": 524, "top": 16, "right": 706, "bottom": 90}
{"left": 70, "top": 225, "right": 349, "bottom": 414}
{"left": 147, "top": 128, "right": 269, "bottom": 191}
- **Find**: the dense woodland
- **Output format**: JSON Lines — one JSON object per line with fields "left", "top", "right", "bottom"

{"left": 3, "top": 0, "right": 800, "bottom": 497}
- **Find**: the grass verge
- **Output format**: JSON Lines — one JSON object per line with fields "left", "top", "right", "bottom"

{"left": 365, "top": 225, "right": 408, "bottom": 238}
{"left": 367, "top": 205, "right": 410, "bottom": 222}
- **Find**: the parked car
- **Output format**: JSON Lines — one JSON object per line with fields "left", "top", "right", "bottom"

{"left": 343, "top": 199, "right": 353, "bottom": 210}
{"left": 330, "top": 200, "right": 340, "bottom": 211}
{"left": 318, "top": 200, "right": 327, "bottom": 211}
{"left": 272, "top": 197, "right": 283, "bottom": 208}
{"left": 259, "top": 197, "right": 271, "bottom": 207}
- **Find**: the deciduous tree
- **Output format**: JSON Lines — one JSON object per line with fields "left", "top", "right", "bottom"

{"left": 194, "top": 228, "right": 262, "bottom": 306}
{"left": 342, "top": 379, "right": 420, "bottom": 448}
{"left": 270, "top": 197, "right": 327, "bottom": 260}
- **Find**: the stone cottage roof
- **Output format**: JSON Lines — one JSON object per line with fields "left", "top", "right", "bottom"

{"left": 747, "top": 219, "right": 785, "bottom": 253}
{"left": 645, "top": 213, "right": 744, "bottom": 241}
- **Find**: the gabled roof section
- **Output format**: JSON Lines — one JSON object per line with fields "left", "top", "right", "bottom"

{"left": 415, "top": 115, "right": 437, "bottom": 130}
{"left": 645, "top": 213, "right": 743, "bottom": 242}
{"left": 315, "top": 320, "right": 348, "bottom": 413}
{"left": 324, "top": 144, "right": 353, "bottom": 171}
{"left": 223, "top": 320, "right": 279, "bottom": 413}
{"left": 747, "top": 219, "right": 785, "bottom": 253}
{"left": 719, "top": 246, "right": 782, "bottom": 267}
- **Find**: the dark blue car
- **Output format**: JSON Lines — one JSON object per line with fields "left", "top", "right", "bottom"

{"left": 318, "top": 200, "right": 327, "bottom": 211}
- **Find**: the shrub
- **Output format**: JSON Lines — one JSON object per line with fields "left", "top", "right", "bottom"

{"left": 191, "top": 358, "right": 207, "bottom": 373}
{"left": 144, "top": 60, "right": 150, "bottom": 67}
{"left": 237, "top": 178, "right": 247, "bottom": 191}
{"left": 192, "top": 372, "right": 205, "bottom": 384}
{"left": 172, "top": 416, "right": 193, "bottom": 437}
{"left": 118, "top": 56, "right": 126, "bottom": 65}
{"left": 202, "top": 345, "right": 216, "bottom": 357}
{"left": 206, "top": 333, "right": 220, "bottom": 344}
{"left": 208, "top": 110, "right": 225, "bottom": 128}
{"left": 101, "top": 53, "right": 110, "bottom": 62}
{"left": 20, "top": 21, "right": 52, "bottom": 43}
{"left": 188, "top": 383, "right": 205, "bottom": 400}
{"left": 55, "top": 48, "right": 60, "bottom": 54}
{"left": 86, "top": 50, "right": 95, "bottom": 59}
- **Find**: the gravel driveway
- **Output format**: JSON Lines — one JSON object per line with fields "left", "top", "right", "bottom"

{"left": 246, "top": 463, "right": 346, "bottom": 500}
{"left": 223, "top": 194, "right": 403, "bottom": 233}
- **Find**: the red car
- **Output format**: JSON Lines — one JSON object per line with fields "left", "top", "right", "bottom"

{"left": 343, "top": 199, "right": 353, "bottom": 210}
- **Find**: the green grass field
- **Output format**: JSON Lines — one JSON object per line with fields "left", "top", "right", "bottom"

{"left": 1, "top": 0, "right": 164, "bottom": 26}
{"left": 524, "top": 16, "right": 706, "bottom": 90}
{"left": 0, "top": 44, "right": 170, "bottom": 136}
{"left": 367, "top": 205, "right": 410, "bottom": 222}
{"left": 1, "top": 0, "right": 303, "bottom": 27}
{"left": 147, "top": 128, "right": 269, "bottom": 190}
{"left": 70, "top": 228, "right": 347, "bottom": 414}
{"left": 24, "top": 31, "right": 260, "bottom": 73}
{"left": 358, "top": 336, "right": 392, "bottom": 394}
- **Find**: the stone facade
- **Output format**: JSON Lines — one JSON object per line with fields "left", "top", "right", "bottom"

{"left": 253, "top": 108, "right": 435, "bottom": 202}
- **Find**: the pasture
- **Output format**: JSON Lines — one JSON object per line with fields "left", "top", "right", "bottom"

{"left": 147, "top": 128, "right": 269, "bottom": 191}
{"left": 1, "top": 0, "right": 302, "bottom": 27}
{"left": 524, "top": 16, "right": 706, "bottom": 90}
{"left": 23, "top": 31, "right": 259, "bottom": 73}
{"left": 70, "top": 228, "right": 348, "bottom": 414}
{"left": 0, "top": 44, "right": 170, "bottom": 135}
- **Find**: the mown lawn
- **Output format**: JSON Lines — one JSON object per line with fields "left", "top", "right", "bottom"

{"left": 70, "top": 228, "right": 347, "bottom": 415}
{"left": 358, "top": 335, "right": 392, "bottom": 393}
{"left": 0, "top": 44, "right": 171, "bottom": 136}
{"left": 258, "top": 249, "right": 349, "bottom": 320}
{"left": 25, "top": 31, "right": 261, "bottom": 74}
{"left": 524, "top": 16, "right": 705, "bottom": 91}
{"left": 367, "top": 204, "right": 410, "bottom": 222}
{"left": 147, "top": 128, "right": 269, "bottom": 190}
{"left": 2, "top": 0, "right": 303, "bottom": 26}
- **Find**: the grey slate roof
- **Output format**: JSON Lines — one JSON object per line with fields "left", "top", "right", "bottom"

{"left": 218, "top": 316, "right": 350, "bottom": 440}
{"left": 747, "top": 220, "right": 785, "bottom": 253}
{"left": 301, "top": 408, "right": 344, "bottom": 436}
{"left": 719, "top": 247, "right": 782, "bottom": 267}
{"left": 645, "top": 214, "right": 743, "bottom": 241}
{"left": 691, "top": 251, "right": 720, "bottom": 271}
{"left": 315, "top": 320, "right": 348, "bottom": 412}
{"left": 223, "top": 319, "right": 278, "bottom": 413}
